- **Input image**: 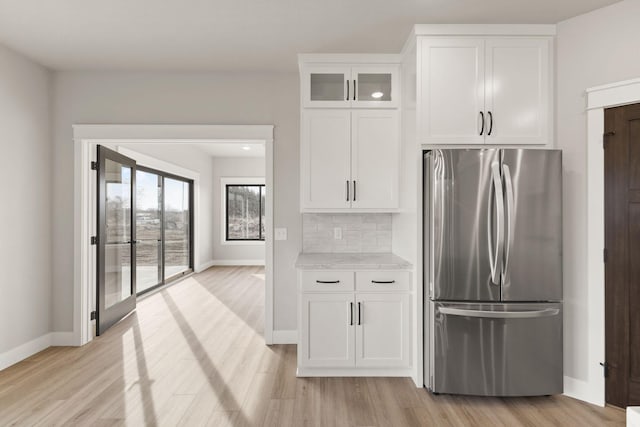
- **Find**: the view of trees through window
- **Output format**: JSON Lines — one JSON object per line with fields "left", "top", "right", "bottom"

{"left": 226, "top": 185, "right": 265, "bottom": 240}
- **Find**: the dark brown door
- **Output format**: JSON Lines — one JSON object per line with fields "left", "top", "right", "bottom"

{"left": 604, "top": 103, "right": 640, "bottom": 407}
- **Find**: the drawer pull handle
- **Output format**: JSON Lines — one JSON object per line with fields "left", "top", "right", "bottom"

{"left": 316, "top": 280, "right": 340, "bottom": 284}
{"left": 371, "top": 280, "right": 395, "bottom": 284}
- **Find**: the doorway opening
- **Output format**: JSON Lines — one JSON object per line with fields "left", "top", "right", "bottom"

{"left": 73, "top": 125, "right": 275, "bottom": 345}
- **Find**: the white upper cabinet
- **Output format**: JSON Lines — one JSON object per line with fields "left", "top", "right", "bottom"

{"left": 301, "top": 110, "right": 352, "bottom": 210}
{"left": 351, "top": 110, "right": 399, "bottom": 209}
{"left": 484, "top": 38, "right": 551, "bottom": 145}
{"left": 301, "top": 109, "right": 399, "bottom": 212}
{"left": 418, "top": 35, "right": 553, "bottom": 145}
{"left": 302, "top": 65, "right": 352, "bottom": 109}
{"left": 302, "top": 64, "right": 400, "bottom": 108}
{"left": 420, "top": 38, "right": 485, "bottom": 145}
{"left": 299, "top": 55, "right": 401, "bottom": 212}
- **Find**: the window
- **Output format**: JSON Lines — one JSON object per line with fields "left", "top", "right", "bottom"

{"left": 225, "top": 184, "right": 265, "bottom": 241}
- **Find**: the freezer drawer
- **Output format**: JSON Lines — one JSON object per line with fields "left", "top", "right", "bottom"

{"left": 430, "top": 301, "right": 562, "bottom": 396}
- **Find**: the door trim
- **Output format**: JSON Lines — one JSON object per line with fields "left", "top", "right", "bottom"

{"left": 582, "top": 77, "right": 640, "bottom": 406}
{"left": 73, "top": 124, "right": 275, "bottom": 346}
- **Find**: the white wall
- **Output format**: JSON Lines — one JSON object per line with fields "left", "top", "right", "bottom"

{"left": 557, "top": 0, "right": 640, "bottom": 403}
{"left": 0, "top": 44, "right": 52, "bottom": 358}
{"left": 51, "top": 71, "right": 300, "bottom": 333}
{"left": 212, "top": 156, "right": 265, "bottom": 264}
{"left": 113, "top": 143, "right": 216, "bottom": 270}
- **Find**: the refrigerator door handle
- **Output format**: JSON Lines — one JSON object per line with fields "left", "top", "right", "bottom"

{"left": 502, "top": 164, "right": 514, "bottom": 282}
{"left": 487, "top": 162, "right": 504, "bottom": 285}
{"left": 439, "top": 307, "right": 560, "bottom": 319}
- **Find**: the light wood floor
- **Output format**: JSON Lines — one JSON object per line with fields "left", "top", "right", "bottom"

{"left": 0, "top": 266, "right": 625, "bottom": 426}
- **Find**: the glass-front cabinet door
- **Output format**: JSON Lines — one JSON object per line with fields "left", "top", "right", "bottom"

{"left": 302, "top": 66, "right": 351, "bottom": 108}
{"left": 351, "top": 65, "right": 399, "bottom": 108}
{"left": 302, "top": 64, "right": 399, "bottom": 108}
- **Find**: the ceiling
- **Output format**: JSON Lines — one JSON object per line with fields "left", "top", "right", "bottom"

{"left": 0, "top": 0, "right": 621, "bottom": 72}
{"left": 118, "top": 142, "right": 265, "bottom": 158}
{"left": 188, "top": 142, "right": 265, "bottom": 158}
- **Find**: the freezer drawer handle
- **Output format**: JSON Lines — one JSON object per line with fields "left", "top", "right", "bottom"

{"left": 439, "top": 307, "right": 559, "bottom": 319}
{"left": 371, "top": 280, "right": 395, "bottom": 284}
{"left": 315, "top": 280, "right": 340, "bottom": 284}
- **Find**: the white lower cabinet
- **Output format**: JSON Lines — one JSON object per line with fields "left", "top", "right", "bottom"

{"left": 297, "top": 270, "right": 411, "bottom": 376}
{"left": 299, "top": 293, "right": 355, "bottom": 367}
{"left": 356, "top": 293, "right": 410, "bottom": 368}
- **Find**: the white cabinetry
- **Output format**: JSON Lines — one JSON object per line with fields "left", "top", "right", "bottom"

{"left": 302, "top": 64, "right": 400, "bottom": 108}
{"left": 300, "top": 293, "right": 355, "bottom": 367}
{"left": 356, "top": 292, "right": 410, "bottom": 368}
{"left": 297, "top": 270, "right": 411, "bottom": 376}
{"left": 299, "top": 55, "right": 402, "bottom": 212}
{"left": 301, "top": 109, "right": 399, "bottom": 211}
{"left": 301, "top": 110, "right": 352, "bottom": 209}
{"left": 419, "top": 35, "right": 552, "bottom": 145}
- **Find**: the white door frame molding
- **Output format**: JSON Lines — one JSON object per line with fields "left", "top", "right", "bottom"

{"left": 582, "top": 77, "right": 640, "bottom": 406}
{"left": 72, "top": 124, "right": 275, "bottom": 346}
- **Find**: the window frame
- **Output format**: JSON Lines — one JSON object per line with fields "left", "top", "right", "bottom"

{"left": 221, "top": 177, "right": 266, "bottom": 246}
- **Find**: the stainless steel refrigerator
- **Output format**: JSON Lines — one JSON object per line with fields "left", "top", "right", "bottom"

{"left": 424, "top": 149, "right": 563, "bottom": 397}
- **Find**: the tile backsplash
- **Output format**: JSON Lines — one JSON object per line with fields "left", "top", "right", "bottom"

{"left": 302, "top": 213, "right": 392, "bottom": 253}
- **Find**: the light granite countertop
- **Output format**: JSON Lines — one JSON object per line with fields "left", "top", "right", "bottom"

{"left": 295, "top": 252, "right": 412, "bottom": 270}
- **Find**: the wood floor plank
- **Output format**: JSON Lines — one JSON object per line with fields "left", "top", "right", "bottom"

{"left": 0, "top": 266, "right": 626, "bottom": 426}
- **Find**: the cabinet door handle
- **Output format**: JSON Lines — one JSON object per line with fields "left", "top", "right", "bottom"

{"left": 350, "top": 302, "right": 353, "bottom": 325}
{"left": 346, "top": 80, "right": 349, "bottom": 101}
{"left": 479, "top": 111, "right": 485, "bottom": 136}
{"left": 316, "top": 280, "right": 340, "bottom": 284}
{"left": 371, "top": 280, "right": 395, "bottom": 284}
{"left": 353, "top": 79, "right": 357, "bottom": 101}
{"left": 487, "top": 111, "right": 493, "bottom": 136}
{"left": 353, "top": 180, "right": 357, "bottom": 202}
{"left": 346, "top": 180, "right": 350, "bottom": 201}
{"left": 358, "top": 302, "right": 362, "bottom": 325}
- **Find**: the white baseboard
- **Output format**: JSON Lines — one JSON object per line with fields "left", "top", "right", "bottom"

{"left": 272, "top": 329, "right": 297, "bottom": 344}
{"left": 195, "top": 260, "right": 215, "bottom": 273}
{"left": 563, "top": 375, "right": 604, "bottom": 406}
{"left": 297, "top": 367, "right": 413, "bottom": 377}
{"left": 628, "top": 407, "right": 640, "bottom": 427}
{"left": 212, "top": 259, "right": 265, "bottom": 266}
{"left": 51, "top": 332, "right": 77, "bottom": 346}
{"left": 0, "top": 334, "right": 51, "bottom": 371}
{"left": 0, "top": 331, "right": 80, "bottom": 371}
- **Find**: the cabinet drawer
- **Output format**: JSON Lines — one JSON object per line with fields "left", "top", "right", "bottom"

{"left": 355, "top": 271, "right": 409, "bottom": 291}
{"left": 301, "top": 271, "right": 354, "bottom": 291}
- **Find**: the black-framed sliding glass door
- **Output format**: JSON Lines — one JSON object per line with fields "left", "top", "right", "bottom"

{"left": 135, "top": 166, "right": 194, "bottom": 295}
{"left": 136, "top": 169, "right": 162, "bottom": 293}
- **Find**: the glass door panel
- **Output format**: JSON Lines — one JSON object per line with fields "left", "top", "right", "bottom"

{"left": 352, "top": 65, "right": 399, "bottom": 108}
{"left": 310, "top": 74, "right": 346, "bottom": 101}
{"left": 302, "top": 66, "right": 350, "bottom": 108}
{"left": 136, "top": 169, "right": 162, "bottom": 293}
{"left": 97, "top": 146, "right": 137, "bottom": 335}
{"left": 356, "top": 73, "right": 392, "bottom": 101}
{"left": 164, "top": 177, "right": 191, "bottom": 279}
